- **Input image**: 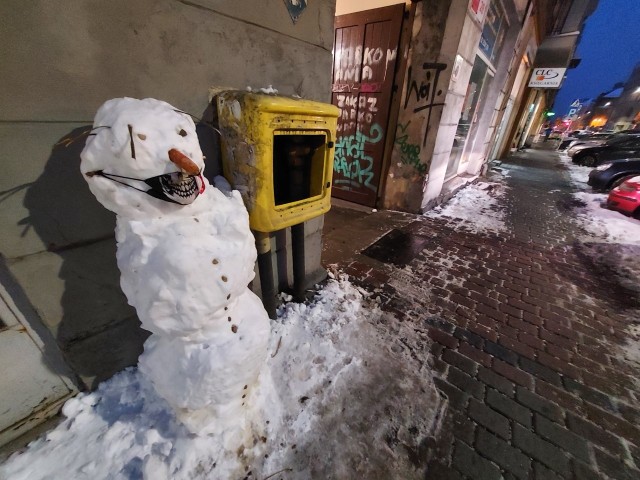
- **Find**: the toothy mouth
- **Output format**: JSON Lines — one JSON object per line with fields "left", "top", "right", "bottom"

{"left": 86, "top": 170, "right": 205, "bottom": 205}
{"left": 159, "top": 172, "right": 201, "bottom": 203}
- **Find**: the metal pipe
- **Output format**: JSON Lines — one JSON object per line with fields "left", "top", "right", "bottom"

{"left": 291, "top": 223, "right": 306, "bottom": 302}
{"left": 255, "top": 231, "right": 277, "bottom": 319}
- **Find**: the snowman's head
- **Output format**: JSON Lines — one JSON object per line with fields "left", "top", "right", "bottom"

{"left": 81, "top": 98, "right": 206, "bottom": 217}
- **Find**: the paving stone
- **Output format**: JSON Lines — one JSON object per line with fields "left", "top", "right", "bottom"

{"left": 520, "top": 357, "right": 563, "bottom": 385}
{"left": 476, "top": 427, "right": 531, "bottom": 480}
{"left": 493, "top": 359, "right": 534, "bottom": 388}
{"left": 453, "top": 440, "right": 502, "bottom": 480}
{"left": 566, "top": 413, "right": 625, "bottom": 457}
{"left": 443, "top": 348, "right": 480, "bottom": 376}
{"left": 534, "top": 414, "right": 590, "bottom": 463}
{"left": 478, "top": 366, "right": 515, "bottom": 397}
{"left": 572, "top": 459, "right": 602, "bottom": 480}
{"left": 447, "top": 366, "right": 485, "bottom": 400}
{"left": 532, "top": 461, "right": 564, "bottom": 480}
{"left": 458, "top": 341, "right": 492, "bottom": 367}
{"left": 484, "top": 340, "right": 519, "bottom": 365}
{"left": 469, "top": 398, "right": 511, "bottom": 440}
{"left": 513, "top": 423, "right": 571, "bottom": 477}
{"left": 594, "top": 447, "right": 640, "bottom": 480}
{"left": 486, "top": 388, "right": 532, "bottom": 427}
{"left": 434, "top": 377, "right": 470, "bottom": 411}
{"left": 563, "top": 377, "right": 615, "bottom": 411}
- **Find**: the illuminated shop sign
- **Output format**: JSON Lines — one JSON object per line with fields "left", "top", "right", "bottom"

{"left": 527, "top": 68, "right": 566, "bottom": 88}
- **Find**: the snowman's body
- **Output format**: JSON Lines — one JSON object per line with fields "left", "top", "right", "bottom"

{"left": 81, "top": 98, "right": 270, "bottom": 435}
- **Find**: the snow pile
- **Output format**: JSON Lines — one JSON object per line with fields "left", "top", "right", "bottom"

{"left": 0, "top": 276, "right": 441, "bottom": 480}
{"left": 246, "top": 85, "right": 279, "bottom": 95}
{"left": 572, "top": 192, "right": 640, "bottom": 244}
{"left": 558, "top": 153, "right": 590, "bottom": 188}
{"left": 424, "top": 181, "right": 508, "bottom": 233}
{"left": 566, "top": 167, "right": 640, "bottom": 365}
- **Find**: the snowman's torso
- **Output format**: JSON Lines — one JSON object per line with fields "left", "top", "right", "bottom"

{"left": 115, "top": 187, "right": 257, "bottom": 340}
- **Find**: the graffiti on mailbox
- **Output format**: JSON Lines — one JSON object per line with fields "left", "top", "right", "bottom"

{"left": 334, "top": 124, "right": 383, "bottom": 191}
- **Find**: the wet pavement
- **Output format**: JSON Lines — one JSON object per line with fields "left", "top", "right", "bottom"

{"left": 322, "top": 145, "right": 640, "bottom": 479}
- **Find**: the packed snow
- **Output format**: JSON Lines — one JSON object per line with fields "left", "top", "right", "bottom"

{"left": 0, "top": 276, "right": 441, "bottom": 480}
{"left": 424, "top": 180, "right": 508, "bottom": 233}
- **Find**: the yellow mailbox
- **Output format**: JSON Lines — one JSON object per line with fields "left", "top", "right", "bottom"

{"left": 216, "top": 91, "right": 339, "bottom": 233}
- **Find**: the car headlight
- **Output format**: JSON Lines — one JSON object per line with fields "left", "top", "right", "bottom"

{"left": 595, "top": 163, "right": 612, "bottom": 171}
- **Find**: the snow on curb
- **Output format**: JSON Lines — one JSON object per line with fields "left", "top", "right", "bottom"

{"left": 424, "top": 180, "right": 508, "bottom": 234}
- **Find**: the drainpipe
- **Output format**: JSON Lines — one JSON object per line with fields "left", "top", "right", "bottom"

{"left": 255, "top": 232, "right": 277, "bottom": 319}
{"left": 291, "top": 223, "right": 306, "bottom": 302}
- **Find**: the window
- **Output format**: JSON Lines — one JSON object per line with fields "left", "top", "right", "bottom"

{"left": 479, "top": 0, "right": 508, "bottom": 63}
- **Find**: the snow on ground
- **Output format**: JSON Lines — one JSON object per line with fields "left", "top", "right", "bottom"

{"left": 424, "top": 180, "right": 508, "bottom": 233}
{"left": 0, "top": 276, "right": 441, "bottom": 480}
{"left": 558, "top": 153, "right": 640, "bottom": 364}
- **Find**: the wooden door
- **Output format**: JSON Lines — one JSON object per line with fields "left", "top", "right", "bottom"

{"left": 331, "top": 4, "right": 404, "bottom": 207}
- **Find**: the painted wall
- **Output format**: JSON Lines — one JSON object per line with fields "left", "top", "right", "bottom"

{"left": 0, "top": 0, "right": 336, "bottom": 389}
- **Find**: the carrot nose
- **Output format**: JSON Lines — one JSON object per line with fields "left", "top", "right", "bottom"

{"left": 168, "top": 149, "right": 200, "bottom": 175}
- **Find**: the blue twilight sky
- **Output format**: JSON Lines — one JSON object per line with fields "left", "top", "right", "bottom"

{"left": 553, "top": 0, "right": 640, "bottom": 116}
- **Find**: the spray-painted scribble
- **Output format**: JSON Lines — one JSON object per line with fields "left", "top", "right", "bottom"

{"left": 404, "top": 62, "right": 447, "bottom": 146}
{"left": 395, "top": 122, "right": 427, "bottom": 175}
{"left": 334, "top": 47, "right": 397, "bottom": 91}
{"left": 336, "top": 95, "right": 380, "bottom": 133}
{"left": 334, "top": 124, "right": 383, "bottom": 190}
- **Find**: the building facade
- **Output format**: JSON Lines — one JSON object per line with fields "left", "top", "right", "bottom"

{"left": 0, "top": 0, "right": 597, "bottom": 448}
{"left": 331, "top": 0, "right": 597, "bottom": 213}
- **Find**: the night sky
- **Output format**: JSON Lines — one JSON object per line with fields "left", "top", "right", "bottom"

{"left": 553, "top": 0, "right": 640, "bottom": 117}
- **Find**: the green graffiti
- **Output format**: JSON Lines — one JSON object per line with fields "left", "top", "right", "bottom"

{"left": 333, "top": 124, "right": 383, "bottom": 191}
{"left": 395, "top": 122, "right": 427, "bottom": 175}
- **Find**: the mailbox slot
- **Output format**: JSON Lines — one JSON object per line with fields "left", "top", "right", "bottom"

{"left": 273, "top": 132, "right": 326, "bottom": 207}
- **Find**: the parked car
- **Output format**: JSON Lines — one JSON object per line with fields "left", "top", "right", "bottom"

{"left": 606, "top": 175, "right": 640, "bottom": 219}
{"left": 573, "top": 134, "right": 640, "bottom": 166}
{"left": 558, "top": 131, "right": 594, "bottom": 150}
{"left": 564, "top": 133, "right": 615, "bottom": 155}
{"left": 587, "top": 158, "right": 640, "bottom": 191}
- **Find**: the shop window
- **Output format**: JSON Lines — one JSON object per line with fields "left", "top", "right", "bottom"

{"left": 479, "top": 0, "right": 508, "bottom": 64}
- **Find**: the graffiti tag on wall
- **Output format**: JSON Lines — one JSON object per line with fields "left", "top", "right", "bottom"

{"left": 334, "top": 47, "right": 397, "bottom": 86}
{"left": 333, "top": 124, "right": 383, "bottom": 191}
{"left": 404, "top": 62, "right": 447, "bottom": 146}
{"left": 395, "top": 122, "right": 427, "bottom": 175}
{"left": 336, "top": 94, "right": 379, "bottom": 133}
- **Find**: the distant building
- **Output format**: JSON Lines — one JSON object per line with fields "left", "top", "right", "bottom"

{"left": 606, "top": 63, "right": 640, "bottom": 131}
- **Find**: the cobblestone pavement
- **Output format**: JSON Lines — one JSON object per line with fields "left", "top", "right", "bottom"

{"left": 330, "top": 147, "right": 640, "bottom": 479}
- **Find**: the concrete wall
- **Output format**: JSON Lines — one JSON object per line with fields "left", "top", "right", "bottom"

{"left": 0, "top": 0, "right": 336, "bottom": 388}
{"left": 382, "top": 0, "right": 455, "bottom": 213}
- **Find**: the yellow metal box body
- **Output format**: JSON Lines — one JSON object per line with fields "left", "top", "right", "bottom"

{"left": 216, "top": 92, "right": 339, "bottom": 233}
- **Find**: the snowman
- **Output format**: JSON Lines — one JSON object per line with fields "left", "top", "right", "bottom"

{"left": 80, "top": 97, "right": 270, "bottom": 437}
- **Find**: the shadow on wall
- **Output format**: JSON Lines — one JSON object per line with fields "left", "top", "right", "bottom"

{"left": 22, "top": 126, "right": 145, "bottom": 390}
{"left": 20, "top": 107, "right": 223, "bottom": 390}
